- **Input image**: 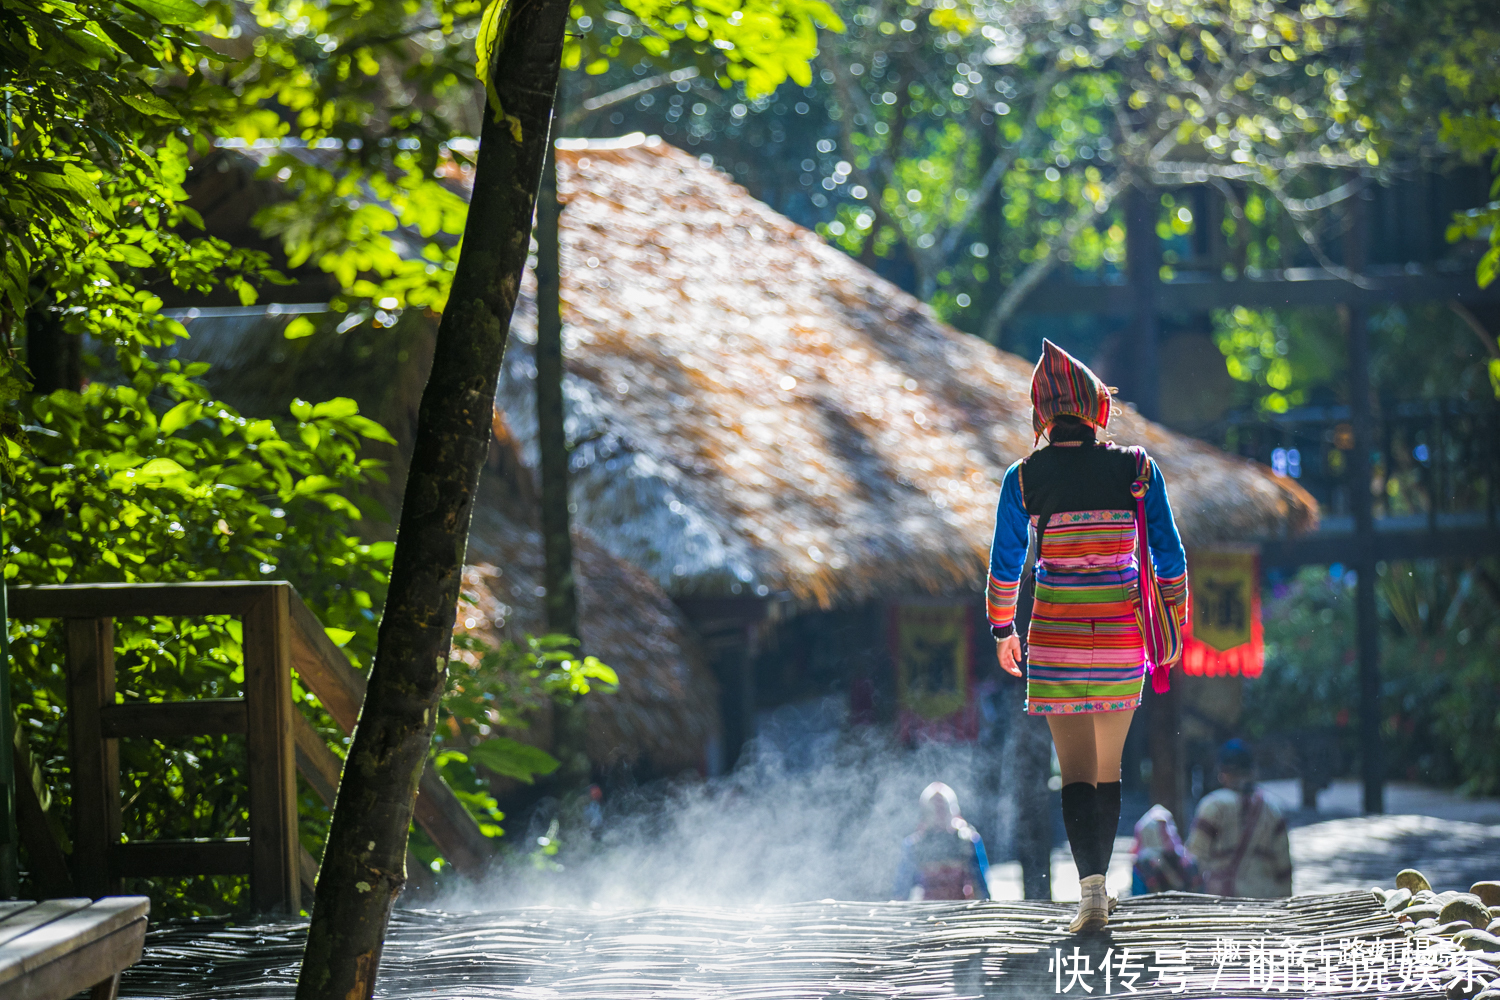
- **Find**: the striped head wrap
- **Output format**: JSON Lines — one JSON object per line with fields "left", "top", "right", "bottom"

{"left": 1030, "top": 338, "right": 1113, "bottom": 440}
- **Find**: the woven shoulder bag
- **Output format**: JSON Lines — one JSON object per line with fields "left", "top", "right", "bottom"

{"left": 1127, "top": 447, "right": 1184, "bottom": 693}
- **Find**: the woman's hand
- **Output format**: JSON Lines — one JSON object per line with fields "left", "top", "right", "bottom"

{"left": 995, "top": 634, "right": 1022, "bottom": 677}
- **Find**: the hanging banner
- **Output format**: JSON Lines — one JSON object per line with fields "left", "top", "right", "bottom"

{"left": 890, "top": 601, "right": 977, "bottom": 742}
{"left": 1182, "top": 549, "right": 1263, "bottom": 678}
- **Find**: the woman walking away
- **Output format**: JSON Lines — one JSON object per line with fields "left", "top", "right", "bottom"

{"left": 987, "top": 340, "right": 1188, "bottom": 932}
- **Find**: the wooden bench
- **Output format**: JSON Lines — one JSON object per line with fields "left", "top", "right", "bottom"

{"left": 0, "top": 897, "right": 149, "bottom": 1000}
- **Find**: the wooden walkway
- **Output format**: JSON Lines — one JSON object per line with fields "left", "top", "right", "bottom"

{"left": 119, "top": 891, "right": 1447, "bottom": 998}
{"left": 0, "top": 897, "right": 149, "bottom": 1000}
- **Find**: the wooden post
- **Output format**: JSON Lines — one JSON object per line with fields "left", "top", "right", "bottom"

{"left": 243, "top": 586, "right": 300, "bottom": 913}
{"left": 1345, "top": 185, "right": 1384, "bottom": 816}
{"left": 1147, "top": 682, "right": 1183, "bottom": 827}
{"left": 66, "top": 618, "right": 120, "bottom": 898}
{"left": 0, "top": 580, "right": 18, "bottom": 897}
{"left": 1126, "top": 185, "right": 1162, "bottom": 421}
{"left": 1128, "top": 183, "right": 1182, "bottom": 824}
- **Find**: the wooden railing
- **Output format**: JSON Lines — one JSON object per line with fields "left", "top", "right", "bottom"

{"left": 10, "top": 581, "right": 495, "bottom": 914}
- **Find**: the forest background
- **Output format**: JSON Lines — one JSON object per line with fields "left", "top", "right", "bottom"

{"left": 2, "top": 0, "right": 1499, "bottom": 916}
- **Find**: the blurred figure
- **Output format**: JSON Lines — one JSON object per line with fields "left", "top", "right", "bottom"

{"left": 894, "top": 782, "right": 991, "bottom": 901}
{"left": 584, "top": 784, "right": 604, "bottom": 833}
{"left": 1131, "top": 804, "right": 1203, "bottom": 896}
{"left": 1186, "top": 739, "right": 1293, "bottom": 898}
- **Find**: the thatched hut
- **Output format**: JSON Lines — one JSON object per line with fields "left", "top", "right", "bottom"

{"left": 490, "top": 136, "right": 1316, "bottom": 762}
{"left": 458, "top": 414, "right": 719, "bottom": 775}
{"left": 166, "top": 290, "right": 719, "bottom": 779}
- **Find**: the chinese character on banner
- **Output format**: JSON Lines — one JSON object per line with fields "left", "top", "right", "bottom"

{"left": 1182, "top": 549, "right": 1263, "bottom": 679}
{"left": 891, "top": 601, "right": 976, "bottom": 742}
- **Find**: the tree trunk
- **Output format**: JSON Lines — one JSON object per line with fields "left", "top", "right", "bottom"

{"left": 293, "top": 0, "right": 570, "bottom": 995}
{"left": 534, "top": 124, "right": 590, "bottom": 792}
{"left": 25, "top": 306, "right": 81, "bottom": 395}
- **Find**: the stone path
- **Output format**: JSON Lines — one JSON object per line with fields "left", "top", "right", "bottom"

{"left": 988, "top": 780, "right": 1500, "bottom": 901}
{"left": 123, "top": 892, "right": 1435, "bottom": 999}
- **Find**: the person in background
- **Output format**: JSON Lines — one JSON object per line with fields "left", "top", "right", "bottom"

{"left": 1185, "top": 739, "right": 1293, "bottom": 898}
{"left": 894, "top": 782, "right": 991, "bottom": 901}
{"left": 1131, "top": 804, "right": 1203, "bottom": 896}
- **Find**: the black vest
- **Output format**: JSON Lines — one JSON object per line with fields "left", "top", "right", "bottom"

{"left": 1020, "top": 442, "right": 1140, "bottom": 518}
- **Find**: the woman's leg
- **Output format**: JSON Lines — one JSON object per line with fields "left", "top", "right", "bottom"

{"left": 1048, "top": 714, "right": 1099, "bottom": 785}
{"left": 1048, "top": 715, "right": 1102, "bottom": 880}
{"left": 1091, "top": 709, "right": 1135, "bottom": 878}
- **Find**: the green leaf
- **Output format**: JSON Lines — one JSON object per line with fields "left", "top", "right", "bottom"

{"left": 347, "top": 415, "right": 398, "bottom": 445}
{"left": 159, "top": 400, "right": 202, "bottom": 435}
{"left": 138, "top": 457, "right": 188, "bottom": 477}
{"left": 119, "top": 0, "right": 205, "bottom": 25}
{"left": 107, "top": 244, "right": 154, "bottom": 267}
{"left": 324, "top": 627, "right": 356, "bottom": 647}
{"left": 465, "top": 738, "right": 559, "bottom": 783}
{"left": 475, "top": 0, "right": 509, "bottom": 89}
{"left": 283, "top": 316, "right": 317, "bottom": 340}
{"left": 311, "top": 397, "right": 359, "bottom": 419}
{"left": 120, "top": 92, "right": 182, "bottom": 120}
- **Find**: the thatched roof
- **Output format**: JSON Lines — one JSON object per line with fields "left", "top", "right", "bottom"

{"left": 168, "top": 306, "right": 718, "bottom": 773}
{"left": 494, "top": 137, "right": 1317, "bottom": 610}
{"left": 457, "top": 414, "right": 719, "bottom": 773}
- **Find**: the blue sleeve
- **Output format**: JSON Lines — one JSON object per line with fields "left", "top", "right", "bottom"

{"left": 970, "top": 833, "right": 991, "bottom": 900}
{"left": 986, "top": 461, "right": 1030, "bottom": 636}
{"left": 1144, "top": 460, "right": 1188, "bottom": 610}
{"left": 893, "top": 839, "right": 917, "bottom": 900}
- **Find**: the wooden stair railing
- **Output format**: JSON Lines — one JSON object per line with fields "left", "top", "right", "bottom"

{"left": 10, "top": 581, "right": 495, "bottom": 914}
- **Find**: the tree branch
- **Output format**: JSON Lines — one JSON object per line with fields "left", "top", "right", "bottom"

{"left": 561, "top": 67, "right": 700, "bottom": 129}
{"left": 979, "top": 173, "right": 1129, "bottom": 343}
{"left": 932, "top": 67, "right": 1059, "bottom": 269}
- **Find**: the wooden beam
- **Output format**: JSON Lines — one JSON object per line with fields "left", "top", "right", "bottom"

{"left": 292, "top": 711, "right": 343, "bottom": 808}
{"left": 243, "top": 587, "right": 300, "bottom": 914}
{"left": 110, "top": 839, "right": 252, "bottom": 877}
{"left": 291, "top": 712, "right": 446, "bottom": 899}
{"left": 65, "top": 619, "right": 120, "bottom": 898}
{"left": 286, "top": 596, "right": 496, "bottom": 875}
{"left": 299, "top": 846, "right": 320, "bottom": 898}
{"left": 13, "top": 749, "right": 75, "bottom": 898}
{"left": 10, "top": 581, "right": 275, "bottom": 619}
{"left": 413, "top": 766, "right": 496, "bottom": 876}
{"left": 99, "top": 699, "right": 247, "bottom": 739}
{"left": 1013, "top": 265, "right": 1500, "bottom": 316}
{"left": 286, "top": 595, "right": 366, "bottom": 734}
{"left": 1259, "top": 526, "right": 1500, "bottom": 569}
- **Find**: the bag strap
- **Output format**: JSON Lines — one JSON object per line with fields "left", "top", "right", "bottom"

{"left": 1220, "top": 790, "right": 1265, "bottom": 897}
{"left": 1127, "top": 447, "right": 1172, "bottom": 694}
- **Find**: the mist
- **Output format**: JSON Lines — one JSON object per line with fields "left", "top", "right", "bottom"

{"left": 436, "top": 723, "right": 998, "bottom": 910}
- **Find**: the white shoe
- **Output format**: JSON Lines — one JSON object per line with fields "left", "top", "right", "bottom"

{"left": 1070, "top": 874, "right": 1109, "bottom": 933}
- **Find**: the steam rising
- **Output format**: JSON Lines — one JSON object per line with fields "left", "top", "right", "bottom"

{"left": 438, "top": 727, "right": 999, "bottom": 910}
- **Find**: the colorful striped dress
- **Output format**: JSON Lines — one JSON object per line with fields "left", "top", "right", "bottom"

{"left": 986, "top": 442, "right": 1188, "bottom": 715}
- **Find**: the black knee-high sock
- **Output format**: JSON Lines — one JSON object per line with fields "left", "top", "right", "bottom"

{"left": 1060, "top": 782, "right": 1103, "bottom": 878}
{"left": 1095, "top": 781, "right": 1122, "bottom": 874}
